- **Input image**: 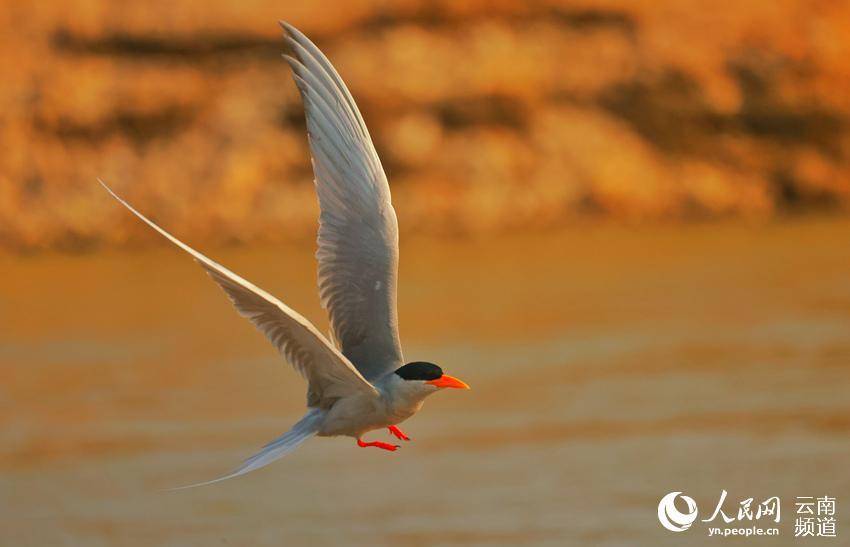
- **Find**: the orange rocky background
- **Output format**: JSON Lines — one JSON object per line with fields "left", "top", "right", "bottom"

{"left": 2, "top": 0, "right": 849, "bottom": 251}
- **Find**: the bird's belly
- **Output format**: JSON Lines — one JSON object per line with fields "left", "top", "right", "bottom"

{"left": 387, "top": 402, "right": 421, "bottom": 424}
{"left": 317, "top": 396, "right": 395, "bottom": 438}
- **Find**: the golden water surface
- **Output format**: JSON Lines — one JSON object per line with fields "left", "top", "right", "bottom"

{"left": 2, "top": 219, "right": 849, "bottom": 546}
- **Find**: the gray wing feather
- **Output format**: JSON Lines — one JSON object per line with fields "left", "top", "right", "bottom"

{"left": 281, "top": 22, "right": 404, "bottom": 380}
{"left": 100, "top": 180, "right": 377, "bottom": 410}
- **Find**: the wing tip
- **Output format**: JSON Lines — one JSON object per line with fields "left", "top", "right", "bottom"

{"left": 278, "top": 20, "right": 299, "bottom": 39}
{"left": 97, "top": 177, "right": 131, "bottom": 209}
{"left": 278, "top": 21, "right": 318, "bottom": 58}
{"left": 282, "top": 53, "right": 303, "bottom": 72}
{"left": 97, "top": 176, "right": 113, "bottom": 195}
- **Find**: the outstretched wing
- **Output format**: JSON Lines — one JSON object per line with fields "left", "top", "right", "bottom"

{"left": 100, "top": 180, "right": 377, "bottom": 409}
{"left": 281, "top": 22, "right": 404, "bottom": 381}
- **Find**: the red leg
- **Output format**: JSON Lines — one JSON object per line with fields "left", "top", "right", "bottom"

{"left": 357, "top": 438, "right": 399, "bottom": 451}
{"left": 388, "top": 425, "right": 411, "bottom": 441}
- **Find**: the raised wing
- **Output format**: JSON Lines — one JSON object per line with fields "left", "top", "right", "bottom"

{"left": 281, "top": 22, "right": 404, "bottom": 380}
{"left": 100, "top": 180, "right": 377, "bottom": 409}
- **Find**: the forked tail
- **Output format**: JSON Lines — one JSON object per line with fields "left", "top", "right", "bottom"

{"left": 169, "top": 409, "right": 325, "bottom": 490}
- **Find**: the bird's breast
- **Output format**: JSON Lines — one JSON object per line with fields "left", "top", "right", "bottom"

{"left": 386, "top": 397, "right": 424, "bottom": 422}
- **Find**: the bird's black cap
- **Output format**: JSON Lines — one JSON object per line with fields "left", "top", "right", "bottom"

{"left": 395, "top": 361, "right": 442, "bottom": 381}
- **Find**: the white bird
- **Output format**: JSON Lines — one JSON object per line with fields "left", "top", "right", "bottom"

{"left": 100, "top": 21, "right": 469, "bottom": 488}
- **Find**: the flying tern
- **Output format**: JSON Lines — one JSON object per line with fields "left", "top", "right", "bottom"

{"left": 100, "top": 21, "right": 469, "bottom": 488}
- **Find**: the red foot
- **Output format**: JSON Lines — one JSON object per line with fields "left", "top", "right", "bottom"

{"left": 388, "top": 425, "right": 411, "bottom": 441}
{"left": 357, "top": 438, "right": 399, "bottom": 451}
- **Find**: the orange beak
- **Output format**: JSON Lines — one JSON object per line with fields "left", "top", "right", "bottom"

{"left": 426, "top": 374, "right": 470, "bottom": 389}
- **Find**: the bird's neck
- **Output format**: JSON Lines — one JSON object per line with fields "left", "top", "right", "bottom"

{"left": 388, "top": 394, "right": 425, "bottom": 421}
{"left": 380, "top": 376, "right": 427, "bottom": 421}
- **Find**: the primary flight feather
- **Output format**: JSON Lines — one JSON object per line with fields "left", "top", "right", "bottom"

{"left": 101, "top": 21, "right": 469, "bottom": 488}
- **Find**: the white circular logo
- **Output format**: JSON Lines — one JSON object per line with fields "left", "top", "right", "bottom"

{"left": 658, "top": 492, "right": 699, "bottom": 532}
